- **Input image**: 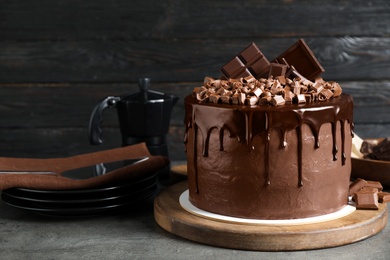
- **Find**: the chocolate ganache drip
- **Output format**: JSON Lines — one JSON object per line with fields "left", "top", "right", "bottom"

{"left": 184, "top": 94, "right": 354, "bottom": 191}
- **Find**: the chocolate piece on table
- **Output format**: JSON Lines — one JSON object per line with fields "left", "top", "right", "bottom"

{"left": 354, "top": 190, "right": 379, "bottom": 210}
{"left": 358, "top": 186, "right": 379, "bottom": 193}
{"left": 349, "top": 178, "right": 367, "bottom": 196}
{"left": 273, "top": 39, "right": 324, "bottom": 81}
{"left": 367, "top": 138, "right": 390, "bottom": 161}
{"left": 221, "top": 42, "right": 270, "bottom": 79}
{"left": 378, "top": 192, "right": 390, "bottom": 203}
{"left": 360, "top": 139, "right": 378, "bottom": 155}
{"left": 364, "top": 180, "right": 383, "bottom": 192}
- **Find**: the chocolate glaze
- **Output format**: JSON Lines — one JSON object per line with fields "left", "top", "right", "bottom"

{"left": 184, "top": 94, "right": 354, "bottom": 219}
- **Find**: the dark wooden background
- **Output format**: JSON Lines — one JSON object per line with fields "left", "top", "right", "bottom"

{"left": 0, "top": 0, "right": 389, "bottom": 161}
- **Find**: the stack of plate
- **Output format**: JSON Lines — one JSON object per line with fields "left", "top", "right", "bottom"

{"left": 1, "top": 159, "right": 159, "bottom": 216}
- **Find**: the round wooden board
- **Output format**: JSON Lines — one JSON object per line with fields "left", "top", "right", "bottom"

{"left": 154, "top": 182, "right": 388, "bottom": 251}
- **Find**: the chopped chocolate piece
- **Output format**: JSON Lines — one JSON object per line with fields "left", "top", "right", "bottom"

{"left": 209, "top": 94, "right": 220, "bottom": 103}
{"left": 331, "top": 82, "right": 342, "bottom": 97}
{"left": 354, "top": 190, "right": 379, "bottom": 210}
{"left": 292, "top": 80, "right": 301, "bottom": 95}
{"left": 307, "top": 92, "right": 318, "bottom": 101}
{"left": 192, "top": 87, "right": 203, "bottom": 96}
{"left": 365, "top": 180, "right": 383, "bottom": 192}
{"left": 252, "top": 87, "right": 263, "bottom": 97}
{"left": 273, "top": 39, "right": 324, "bottom": 81}
{"left": 259, "top": 96, "right": 271, "bottom": 105}
{"left": 349, "top": 178, "right": 367, "bottom": 196}
{"left": 246, "top": 96, "right": 258, "bottom": 106}
{"left": 311, "top": 81, "right": 324, "bottom": 94}
{"left": 294, "top": 94, "right": 306, "bottom": 104}
{"left": 216, "top": 87, "right": 227, "bottom": 95}
{"left": 203, "top": 76, "right": 214, "bottom": 85}
{"left": 232, "top": 93, "right": 246, "bottom": 105}
{"left": 378, "top": 192, "right": 390, "bottom": 203}
{"left": 197, "top": 74, "right": 342, "bottom": 107}
{"left": 220, "top": 95, "right": 230, "bottom": 104}
{"left": 271, "top": 95, "right": 286, "bottom": 106}
{"left": 242, "top": 75, "right": 256, "bottom": 84}
{"left": 284, "top": 90, "right": 295, "bottom": 103}
{"left": 318, "top": 88, "right": 334, "bottom": 101}
{"left": 221, "top": 43, "right": 270, "bottom": 79}
{"left": 304, "top": 94, "right": 312, "bottom": 103}
{"left": 277, "top": 75, "right": 287, "bottom": 85}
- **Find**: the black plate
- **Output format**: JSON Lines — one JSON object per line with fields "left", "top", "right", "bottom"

{"left": 1, "top": 185, "right": 159, "bottom": 216}
{"left": 3, "top": 171, "right": 158, "bottom": 201}
{"left": 2, "top": 180, "right": 158, "bottom": 206}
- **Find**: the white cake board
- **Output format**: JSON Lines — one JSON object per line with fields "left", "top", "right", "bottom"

{"left": 179, "top": 190, "right": 356, "bottom": 225}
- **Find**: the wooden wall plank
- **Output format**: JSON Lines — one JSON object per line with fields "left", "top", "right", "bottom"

{"left": 0, "top": 83, "right": 192, "bottom": 128}
{"left": 0, "top": 1, "right": 389, "bottom": 160}
{"left": 1, "top": 1, "right": 389, "bottom": 40}
{"left": 0, "top": 81, "right": 389, "bottom": 128}
{"left": 0, "top": 127, "right": 187, "bottom": 160}
{"left": 1, "top": 37, "right": 390, "bottom": 83}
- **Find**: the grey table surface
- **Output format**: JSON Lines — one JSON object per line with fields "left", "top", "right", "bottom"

{"left": 0, "top": 174, "right": 389, "bottom": 260}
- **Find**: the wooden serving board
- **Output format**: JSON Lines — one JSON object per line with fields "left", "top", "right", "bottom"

{"left": 154, "top": 182, "right": 388, "bottom": 251}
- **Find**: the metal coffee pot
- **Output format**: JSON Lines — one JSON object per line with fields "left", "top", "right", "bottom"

{"left": 88, "top": 78, "right": 178, "bottom": 176}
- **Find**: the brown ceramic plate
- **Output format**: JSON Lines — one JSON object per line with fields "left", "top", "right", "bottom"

{"left": 351, "top": 138, "right": 390, "bottom": 187}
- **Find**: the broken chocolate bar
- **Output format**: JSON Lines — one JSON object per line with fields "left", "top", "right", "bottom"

{"left": 349, "top": 178, "right": 368, "bottom": 196}
{"left": 349, "top": 178, "right": 389, "bottom": 210}
{"left": 221, "top": 43, "right": 270, "bottom": 79}
{"left": 378, "top": 192, "right": 390, "bottom": 203}
{"left": 364, "top": 180, "right": 383, "bottom": 192}
{"left": 365, "top": 138, "right": 390, "bottom": 161}
{"left": 353, "top": 190, "right": 379, "bottom": 210}
{"left": 273, "top": 39, "right": 324, "bottom": 81}
{"left": 220, "top": 57, "right": 251, "bottom": 79}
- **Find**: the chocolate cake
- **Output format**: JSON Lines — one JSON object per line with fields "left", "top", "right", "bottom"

{"left": 184, "top": 39, "right": 354, "bottom": 220}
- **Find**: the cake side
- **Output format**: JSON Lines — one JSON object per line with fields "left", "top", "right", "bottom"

{"left": 184, "top": 94, "right": 353, "bottom": 219}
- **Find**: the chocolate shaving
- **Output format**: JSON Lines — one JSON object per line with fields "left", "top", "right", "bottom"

{"left": 194, "top": 76, "right": 343, "bottom": 106}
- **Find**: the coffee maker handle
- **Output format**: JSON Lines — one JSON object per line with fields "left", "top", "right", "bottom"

{"left": 88, "top": 96, "right": 121, "bottom": 145}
